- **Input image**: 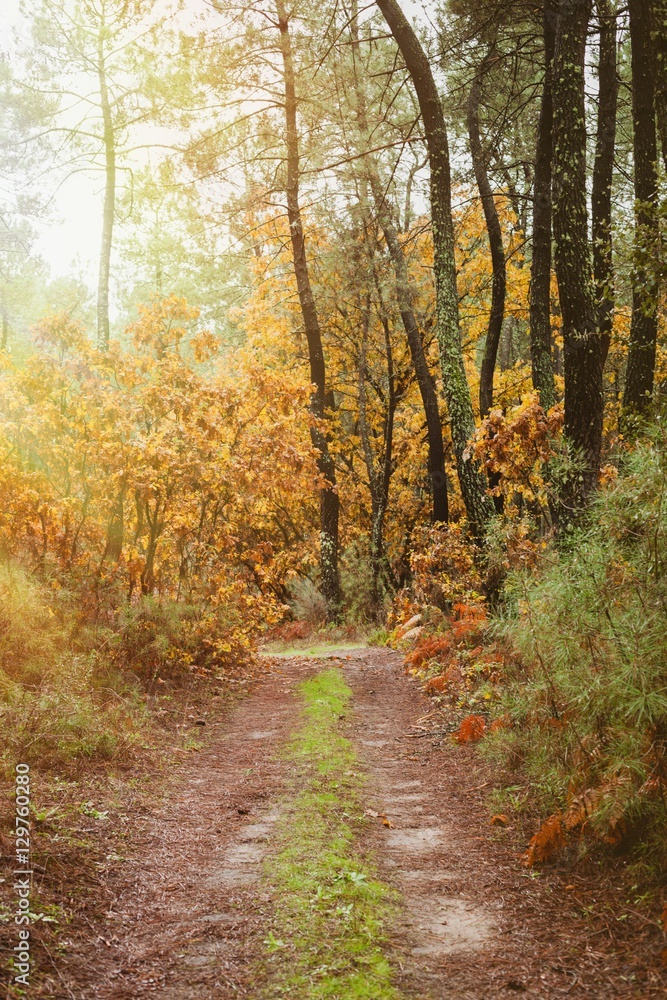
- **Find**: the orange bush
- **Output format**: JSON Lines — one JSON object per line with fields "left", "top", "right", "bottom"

{"left": 471, "top": 393, "right": 564, "bottom": 512}
{"left": 455, "top": 714, "right": 487, "bottom": 744}
{"left": 408, "top": 523, "right": 483, "bottom": 610}
{"left": 407, "top": 636, "right": 452, "bottom": 672}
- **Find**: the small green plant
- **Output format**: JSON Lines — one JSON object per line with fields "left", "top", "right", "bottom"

{"left": 79, "top": 801, "right": 108, "bottom": 820}
{"left": 366, "top": 626, "right": 389, "bottom": 647}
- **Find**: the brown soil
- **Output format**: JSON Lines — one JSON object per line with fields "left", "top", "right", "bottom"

{"left": 345, "top": 647, "right": 667, "bottom": 998}
{"left": 4, "top": 648, "right": 667, "bottom": 998}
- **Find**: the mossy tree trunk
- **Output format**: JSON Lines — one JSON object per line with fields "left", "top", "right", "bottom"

{"left": 277, "top": 0, "right": 341, "bottom": 619}
{"left": 467, "top": 53, "right": 506, "bottom": 420}
{"left": 552, "top": 0, "right": 605, "bottom": 504}
{"left": 350, "top": 5, "right": 448, "bottom": 524}
{"left": 649, "top": 0, "right": 667, "bottom": 172}
{"left": 591, "top": 0, "right": 618, "bottom": 356}
{"left": 529, "top": 0, "right": 557, "bottom": 412}
{"left": 376, "top": 0, "right": 494, "bottom": 539}
{"left": 623, "top": 0, "right": 660, "bottom": 420}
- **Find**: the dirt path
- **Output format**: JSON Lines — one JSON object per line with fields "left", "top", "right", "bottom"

{"left": 58, "top": 648, "right": 666, "bottom": 998}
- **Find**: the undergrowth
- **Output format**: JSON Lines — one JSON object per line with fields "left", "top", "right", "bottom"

{"left": 398, "top": 437, "right": 667, "bottom": 874}
{"left": 260, "top": 669, "right": 402, "bottom": 999}
{"left": 0, "top": 557, "right": 250, "bottom": 996}
{"left": 479, "top": 438, "right": 667, "bottom": 869}
{"left": 0, "top": 563, "right": 147, "bottom": 776}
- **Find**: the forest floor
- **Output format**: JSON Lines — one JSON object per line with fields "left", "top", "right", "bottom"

{"left": 5, "top": 647, "right": 667, "bottom": 998}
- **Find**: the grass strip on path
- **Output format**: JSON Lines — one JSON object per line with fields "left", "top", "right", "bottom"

{"left": 260, "top": 668, "right": 403, "bottom": 999}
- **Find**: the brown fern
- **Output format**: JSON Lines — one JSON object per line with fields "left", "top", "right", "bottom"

{"left": 523, "top": 813, "right": 565, "bottom": 866}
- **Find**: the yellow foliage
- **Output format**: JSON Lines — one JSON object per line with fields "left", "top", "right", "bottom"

{"left": 0, "top": 301, "right": 320, "bottom": 662}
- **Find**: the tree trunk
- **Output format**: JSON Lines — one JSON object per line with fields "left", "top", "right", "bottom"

{"left": 349, "top": 5, "right": 447, "bottom": 523}
{"left": 357, "top": 302, "right": 396, "bottom": 612}
{"left": 141, "top": 500, "right": 162, "bottom": 595}
{"left": 467, "top": 55, "right": 506, "bottom": 419}
{"left": 650, "top": 0, "right": 667, "bottom": 171}
{"left": 591, "top": 0, "right": 618, "bottom": 359}
{"left": 97, "top": 26, "right": 115, "bottom": 351}
{"left": 529, "top": 0, "right": 557, "bottom": 412}
{"left": 552, "top": 0, "right": 605, "bottom": 504}
{"left": 276, "top": 1, "right": 341, "bottom": 618}
{"left": 623, "top": 0, "right": 660, "bottom": 419}
{"left": 382, "top": 218, "right": 449, "bottom": 524}
{"left": 367, "top": 176, "right": 449, "bottom": 523}
{"left": 376, "top": 0, "right": 494, "bottom": 539}
{"left": 106, "top": 481, "right": 126, "bottom": 562}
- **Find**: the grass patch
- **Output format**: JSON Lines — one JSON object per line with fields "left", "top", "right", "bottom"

{"left": 261, "top": 668, "right": 402, "bottom": 999}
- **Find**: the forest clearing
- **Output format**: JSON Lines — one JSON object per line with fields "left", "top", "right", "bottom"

{"left": 2, "top": 0, "right": 667, "bottom": 995}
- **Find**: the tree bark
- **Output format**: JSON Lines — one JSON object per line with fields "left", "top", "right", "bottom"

{"left": 529, "top": 0, "right": 557, "bottom": 412}
{"left": 376, "top": 0, "right": 494, "bottom": 538}
{"left": 467, "top": 54, "right": 506, "bottom": 419}
{"left": 357, "top": 301, "right": 396, "bottom": 611}
{"left": 623, "top": 0, "right": 660, "bottom": 418}
{"left": 97, "top": 25, "right": 115, "bottom": 351}
{"left": 350, "top": 4, "right": 448, "bottom": 523}
{"left": 552, "top": 0, "right": 605, "bottom": 503}
{"left": 277, "top": 1, "right": 341, "bottom": 618}
{"left": 591, "top": 0, "right": 618, "bottom": 359}
{"left": 649, "top": 0, "right": 667, "bottom": 172}
{"left": 105, "top": 481, "right": 125, "bottom": 562}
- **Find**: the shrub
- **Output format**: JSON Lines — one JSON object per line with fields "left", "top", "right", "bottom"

{"left": 110, "top": 588, "right": 277, "bottom": 681}
{"left": 0, "top": 562, "right": 65, "bottom": 685}
{"left": 405, "top": 603, "right": 501, "bottom": 708}
{"left": 409, "top": 523, "right": 483, "bottom": 611}
{"left": 0, "top": 562, "right": 143, "bottom": 773}
{"left": 288, "top": 577, "right": 327, "bottom": 626}
{"left": 111, "top": 597, "right": 198, "bottom": 680}
{"left": 340, "top": 540, "right": 383, "bottom": 622}
{"left": 485, "top": 437, "right": 667, "bottom": 866}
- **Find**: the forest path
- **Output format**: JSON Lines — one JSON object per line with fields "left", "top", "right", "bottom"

{"left": 73, "top": 648, "right": 657, "bottom": 999}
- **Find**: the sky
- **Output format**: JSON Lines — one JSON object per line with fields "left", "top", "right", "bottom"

{"left": 2, "top": 0, "right": 434, "bottom": 294}
{"left": 3, "top": 0, "right": 98, "bottom": 277}
{"left": 1, "top": 0, "right": 192, "bottom": 291}
{"left": 1, "top": 0, "right": 108, "bottom": 285}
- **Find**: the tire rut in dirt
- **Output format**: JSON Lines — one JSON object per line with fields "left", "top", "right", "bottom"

{"left": 79, "top": 662, "right": 313, "bottom": 999}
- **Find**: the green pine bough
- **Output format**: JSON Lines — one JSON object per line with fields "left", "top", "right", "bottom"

{"left": 260, "top": 669, "right": 403, "bottom": 999}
